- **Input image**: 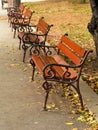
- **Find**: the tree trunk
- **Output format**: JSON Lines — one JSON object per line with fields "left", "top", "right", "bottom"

{"left": 93, "top": 31, "right": 98, "bottom": 58}
{"left": 87, "top": 0, "right": 98, "bottom": 59}
{"left": 14, "top": 0, "right": 21, "bottom": 7}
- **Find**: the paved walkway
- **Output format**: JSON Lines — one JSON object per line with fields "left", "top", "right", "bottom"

{"left": 0, "top": 2, "right": 98, "bottom": 130}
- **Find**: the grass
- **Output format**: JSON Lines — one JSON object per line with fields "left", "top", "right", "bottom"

{"left": 24, "top": 1, "right": 92, "bottom": 44}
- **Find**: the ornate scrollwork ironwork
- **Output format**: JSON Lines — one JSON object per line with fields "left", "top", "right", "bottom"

{"left": 43, "top": 64, "right": 75, "bottom": 83}
{"left": 62, "top": 68, "right": 71, "bottom": 80}
{"left": 22, "top": 18, "right": 29, "bottom": 25}
{"left": 43, "top": 66, "right": 57, "bottom": 79}
{"left": 18, "top": 26, "right": 25, "bottom": 32}
{"left": 39, "top": 45, "right": 58, "bottom": 56}
{"left": 22, "top": 44, "right": 28, "bottom": 50}
{"left": 27, "top": 26, "right": 34, "bottom": 33}
{"left": 22, "top": 33, "right": 30, "bottom": 43}
{"left": 12, "top": 18, "right": 19, "bottom": 24}
{"left": 22, "top": 33, "right": 39, "bottom": 44}
{"left": 31, "top": 46, "right": 40, "bottom": 55}
{"left": 44, "top": 46, "right": 52, "bottom": 56}
{"left": 43, "top": 81, "right": 52, "bottom": 91}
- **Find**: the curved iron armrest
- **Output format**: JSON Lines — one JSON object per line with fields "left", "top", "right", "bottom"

{"left": 30, "top": 44, "right": 59, "bottom": 56}
{"left": 42, "top": 63, "right": 82, "bottom": 83}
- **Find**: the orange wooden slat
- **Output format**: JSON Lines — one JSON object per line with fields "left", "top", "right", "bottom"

{"left": 58, "top": 43, "right": 81, "bottom": 65}
{"left": 37, "top": 19, "right": 49, "bottom": 34}
{"left": 41, "top": 55, "right": 65, "bottom": 78}
{"left": 61, "top": 35, "right": 86, "bottom": 57}
{"left": 19, "top": 4, "right": 25, "bottom": 12}
{"left": 32, "top": 55, "right": 63, "bottom": 78}
{"left": 53, "top": 54, "right": 77, "bottom": 79}
{"left": 24, "top": 9, "right": 32, "bottom": 18}
{"left": 37, "top": 24, "right": 47, "bottom": 34}
{"left": 39, "top": 18, "right": 49, "bottom": 29}
{"left": 31, "top": 55, "right": 45, "bottom": 72}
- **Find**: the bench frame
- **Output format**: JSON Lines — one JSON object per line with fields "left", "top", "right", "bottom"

{"left": 30, "top": 34, "right": 93, "bottom": 110}
{"left": 11, "top": 8, "right": 34, "bottom": 38}
{"left": 7, "top": 4, "right": 25, "bottom": 24}
{"left": 18, "top": 17, "right": 53, "bottom": 62}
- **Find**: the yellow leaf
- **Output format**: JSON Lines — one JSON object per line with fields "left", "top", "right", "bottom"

{"left": 47, "top": 105, "right": 51, "bottom": 109}
{"left": 74, "top": 94, "right": 78, "bottom": 98}
{"left": 65, "top": 122, "right": 74, "bottom": 125}
{"left": 72, "top": 128, "right": 78, "bottom": 130}
{"left": 51, "top": 103, "right": 55, "bottom": 108}
{"left": 23, "top": 67, "right": 27, "bottom": 72}
{"left": 55, "top": 107, "right": 59, "bottom": 110}
{"left": 71, "top": 110, "right": 76, "bottom": 114}
{"left": 47, "top": 103, "right": 56, "bottom": 109}
{"left": 20, "top": 78, "right": 23, "bottom": 81}
{"left": 77, "top": 116, "right": 86, "bottom": 122}
{"left": 10, "top": 63, "right": 19, "bottom": 67}
{"left": 88, "top": 59, "right": 91, "bottom": 62}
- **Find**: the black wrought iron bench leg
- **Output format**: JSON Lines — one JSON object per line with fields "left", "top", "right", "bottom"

{"left": 30, "top": 59, "right": 35, "bottom": 81}
{"left": 43, "top": 81, "right": 52, "bottom": 110}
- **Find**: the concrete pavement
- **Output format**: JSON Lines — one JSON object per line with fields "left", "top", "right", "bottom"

{"left": 0, "top": 2, "right": 98, "bottom": 130}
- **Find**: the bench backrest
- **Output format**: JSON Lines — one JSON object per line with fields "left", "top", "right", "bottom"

{"left": 21, "top": 17, "right": 53, "bottom": 47}
{"left": 37, "top": 17, "right": 53, "bottom": 35}
{"left": 18, "top": 4, "right": 25, "bottom": 13}
{"left": 23, "top": 8, "right": 34, "bottom": 20}
{"left": 57, "top": 35, "right": 87, "bottom": 65}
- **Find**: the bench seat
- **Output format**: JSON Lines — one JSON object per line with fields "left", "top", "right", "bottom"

{"left": 18, "top": 17, "right": 53, "bottom": 62}
{"left": 32, "top": 54, "right": 77, "bottom": 81}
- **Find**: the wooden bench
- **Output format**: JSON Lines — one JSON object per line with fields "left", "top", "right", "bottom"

{"left": 30, "top": 34, "right": 93, "bottom": 110}
{"left": 7, "top": 4, "right": 25, "bottom": 24}
{"left": 11, "top": 8, "right": 34, "bottom": 38}
{"left": 18, "top": 17, "right": 53, "bottom": 62}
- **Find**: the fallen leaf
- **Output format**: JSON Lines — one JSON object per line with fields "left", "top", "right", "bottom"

{"left": 74, "top": 94, "right": 78, "bottom": 98}
{"left": 72, "top": 128, "right": 78, "bottom": 130}
{"left": 65, "top": 122, "right": 74, "bottom": 125}
{"left": 77, "top": 115, "right": 86, "bottom": 122}
{"left": 10, "top": 63, "right": 20, "bottom": 67}
{"left": 23, "top": 67, "right": 27, "bottom": 72}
